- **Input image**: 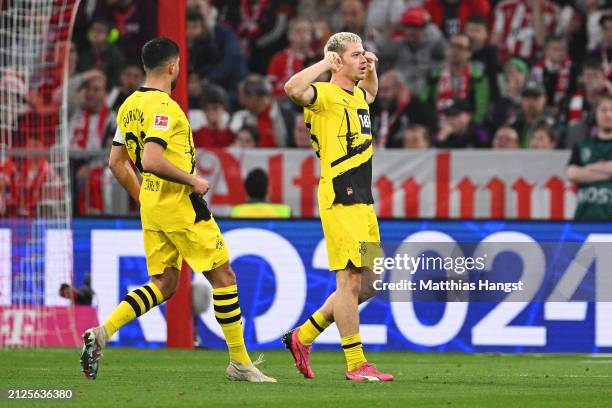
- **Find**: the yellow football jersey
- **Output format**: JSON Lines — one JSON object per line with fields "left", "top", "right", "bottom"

{"left": 114, "top": 87, "right": 198, "bottom": 232}
{"left": 304, "top": 82, "right": 374, "bottom": 209}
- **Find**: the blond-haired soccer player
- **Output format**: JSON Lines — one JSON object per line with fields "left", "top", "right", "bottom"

{"left": 79, "top": 37, "right": 275, "bottom": 383}
{"left": 282, "top": 32, "right": 393, "bottom": 381}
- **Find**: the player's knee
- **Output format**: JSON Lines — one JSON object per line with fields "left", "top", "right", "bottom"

{"left": 204, "top": 262, "right": 236, "bottom": 288}
{"left": 336, "top": 268, "right": 361, "bottom": 298}
{"left": 151, "top": 267, "right": 180, "bottom": 300}
{"left": 358, "top": 284, "right": 379, "bottom": 303}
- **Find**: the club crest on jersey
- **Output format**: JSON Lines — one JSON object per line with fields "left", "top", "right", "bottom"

{"left": 347, "top": 186, "right": 353, "bottom": 196}
{"left": 153, "top": 114, "right": 169, "bottom": 130}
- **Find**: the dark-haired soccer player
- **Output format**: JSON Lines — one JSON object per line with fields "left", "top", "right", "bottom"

{"left": 282, "top": 32, "right": 394, "bottom": 381}
{"left": 80, "top": 37, "right": 276, "bottom": 383}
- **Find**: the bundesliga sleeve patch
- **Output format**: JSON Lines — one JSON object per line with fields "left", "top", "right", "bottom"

{"left": 153, "top": 114, "right": 169, "bottom": 130}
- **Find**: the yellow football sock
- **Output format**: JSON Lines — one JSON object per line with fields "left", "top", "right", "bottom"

{"left": 341, "top": 333, "right": 367, "bottom": 371}
{"left": 103, "top": 282, "right": 164, "bottom": 337}
{"left": 297, "top": 310, "right": 331, "bottom": 345}
{"left": 213, "top": 284, "right": 251, "bottom": 365}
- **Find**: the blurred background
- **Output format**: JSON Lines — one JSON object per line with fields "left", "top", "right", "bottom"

{"left": 2, "top": 0, "right": 612, "bottom": 352}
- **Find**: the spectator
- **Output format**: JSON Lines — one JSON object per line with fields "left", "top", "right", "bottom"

{"left": 492, "top": 125, "right": 520, "bottom": 149}
{"left": 530, "top": 123, "right": 558, "bottom": 149}
{"left": 559, "top": 4, "right": 588, "bottom": 63}
{"left": 76, "top": 19, "right": 125, "bottom": 87}
{"left": 424, "top": 0, "right": 491, "bottom": 39}
{"left": 402, "top": 124, "right": 431, "bottom": 149}
{"left": 466, "top": 15, "right": 500, "bottom": 99}
{"left": 591, "top": 13, "right": 612, "bottom": 81}
{"left": 10, "top": 137, "right": 63, "bottom": 217}
{"left": 421, "top": 33, "right": 490, "bottom": 124}
{"left": 491, "top": 0, "right": 560, "bottom": 62}
{"left": 69, "top": 75, "right": 116, "bottom": 150}
{"left": 218, "top": 0, "right": 297, "bottom": 74}
{"left": 377, "top": 7, "right": 447, "bottom": 93}
{"left": 507, "top": 78, "right": 555, "bottom": 148}
{"left": 339, "top": 0, "right": 378, "bottom": 51}
{"left": 372, "top": 70, "right": 438, "bottom": 148}
{"left": 293, "top": 113, "right": 312, "bottom": 148}
{"left": 233, "top": 125, "right": 260, "bottom": 149}
{"left": 230, "top": 168, "right": 291, "bottom": 218}
{"left": 530, "top": 34, "right": 579, "bottom": 116}
{"left": 267, "top": 18, "right": 314, "bottom": 98}
{"left": 298, "top": 0, "right": 343, "bottom": 32}
{"left": 59, "top": 281, "right": 94, "bottom": 305}
{"left": 365, "top": 0, "right": 406, "bottom": 36}
{"left": 230, "top": 74, "right": 291, "bottom": 147}
{"left": 190, "top": 84, "right": 235, "bottom": 148}
{"left": 488, "top": 57, "right": 528, "bottom": 133}
{"left": 93, "top": 0, "right": 157, "bottom": 58}
{"left": 435, "top": 98, "right": 490, "bottom": 148}
{"left": 567, "top": 94, "right": 612, "bottom": 220}
{"left": 106, "top": 61, "right": 144, "bottom": 113}
{"left": 566, "top": 58, "right": 612, "bottom": 147}
{"left": 188, "top": 72, "right": 204, "bottom": 109}
{"left": 186, "top": 11, "right": 248, "bottom": 97}
{"left": 585, "top": 0, "right": 605, "bottom": 52}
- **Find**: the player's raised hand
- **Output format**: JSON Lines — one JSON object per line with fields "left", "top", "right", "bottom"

{"left": 324, "top": 51, "right": 342, "bottom": 71}
{"left": 191, "top": 176, "right": 210, "bottom": 196}
{"left": 364, "top": 51, "right": 378, "bottom": 72}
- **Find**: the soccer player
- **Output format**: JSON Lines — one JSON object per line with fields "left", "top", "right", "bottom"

{"left": 282, "top": 32, "right": 394, "bottom": 382}
{"left": 79, "top": 37, "right": 276, "bottom": 383}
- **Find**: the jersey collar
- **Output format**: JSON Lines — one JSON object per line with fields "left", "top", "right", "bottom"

{"left": 138, "top": 86, "right": 163, "bottom": 92}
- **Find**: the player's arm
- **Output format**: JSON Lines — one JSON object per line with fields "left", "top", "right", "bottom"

{"left": 358, "top": 51, "right": 378, "bottom": 104}
{"left": 109, "top": 144, "right": 141, "bottom": 204}
{"left": 284, "top": 52, "right": 339, "bottom": 106}
{"left": 142, "top": 142, "right": 209, "bottom": 195}
{"left": 567, "top": 165, "right": 611, "bottom": 183}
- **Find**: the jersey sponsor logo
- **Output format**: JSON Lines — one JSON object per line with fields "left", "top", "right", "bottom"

{"left": 357, "top": 109, "right": 371, "bottom": 135}
{"left": 581, "top": 147, "right": 592, "bottom": 163}
{"left": 153, "top": 114, "right": 169, "bottom": 130}
{"left": 577, "top": 186, "right": 612, "bottom": 205}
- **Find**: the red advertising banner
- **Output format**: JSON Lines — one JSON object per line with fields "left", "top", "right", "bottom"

{"left": 198, "top": 149, "right": 575, "bottom": 220}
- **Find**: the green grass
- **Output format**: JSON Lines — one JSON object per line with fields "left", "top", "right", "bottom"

{"left": 0, "top": 348, "right": 611, "bottom": 407}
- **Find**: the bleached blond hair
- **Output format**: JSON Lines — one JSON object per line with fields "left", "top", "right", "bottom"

{"left": 324, "top": 32, "right": 362, "bottom": 55}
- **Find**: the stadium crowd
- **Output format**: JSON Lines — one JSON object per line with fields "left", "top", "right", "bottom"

{"left": 3, "top": 0, "right": 612, "bottom": 215}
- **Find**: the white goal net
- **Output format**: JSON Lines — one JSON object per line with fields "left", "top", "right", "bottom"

{"left": 0, "top": 0, "right": 80, "bottom": 347}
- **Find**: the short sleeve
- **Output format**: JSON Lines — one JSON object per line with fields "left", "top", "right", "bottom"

{"left": 306, "top": 83, "right": 326, "bottom": 113}
{"left": 112, "top": 127, "right": 125, "bottom": 146}
{"left": 568, "top": 143, "right": 582, "bottom": 166}
{"left": 143, "top": 102, "right": 174, "bottom": 149}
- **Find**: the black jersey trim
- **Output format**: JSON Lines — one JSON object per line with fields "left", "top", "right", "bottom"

{"left": 112, "top": 141, "right": 125, "bottom": 146}
{"left": 359, "top": 87, "right": 367, "bottom": 100}
{"left": 306, "top": 84, "right": 318, "bottom": 106}
{"left": 341, "top": 87, "right": 354, "bottom": 96}
{"left": 144, "top": 137, "right": 168, "bottom": 149}
{"left": 138, "top": 86, "right": 163, "bottom": 92}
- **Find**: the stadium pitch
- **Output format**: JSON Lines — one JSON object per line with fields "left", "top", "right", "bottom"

{"left": 1, "top": 348, "right": 611, "bottom": 407}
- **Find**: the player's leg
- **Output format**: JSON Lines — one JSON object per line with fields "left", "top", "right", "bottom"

{"left": 203, "top": 261, "right": 275, "bottom": 382}
{"left": 203, "top": 261, "right": 250, "bottom": 366}
{"left": 80, "top": 229, "right": 181, "bottom": 380}
{"left": 334, "top": 263, "right": 367, "bottom": 371}
{"left": 174, "top": 219, "right": 276, "bottom": 382}
{"left": 296, "top": 266, "right": 379, "bottom": 345}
